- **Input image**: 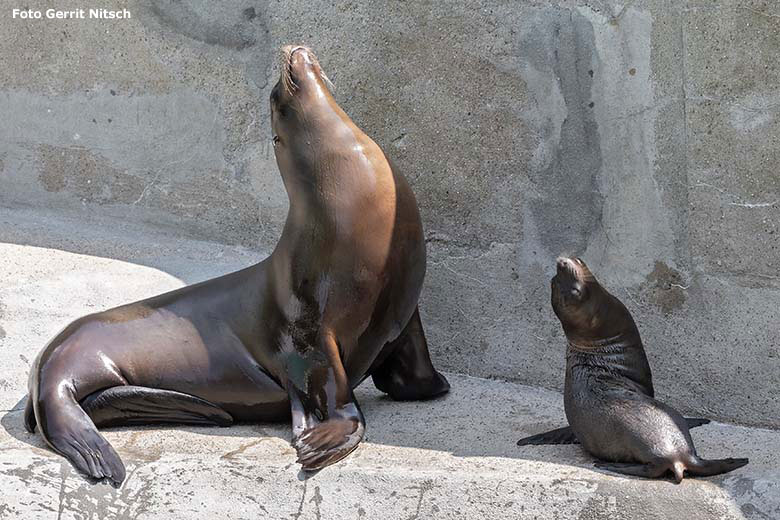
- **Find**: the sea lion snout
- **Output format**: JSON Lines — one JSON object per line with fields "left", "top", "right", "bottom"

{"left": 277, "top": 45, "right": 331, "bottom": 97}
{"left": 552, "top": 256, "right": 581, "bottom": 295}
{"left": 286, "top": 45, "right": 314, "bottom": 69}
{"left": 550, "top": 256, "right": 594, "bottom": 330}
{"left": 555, "top": 256, "right": 577, "bottom": 277}
{"left": 555, "top": 256, "right": 587, "bottom": 278}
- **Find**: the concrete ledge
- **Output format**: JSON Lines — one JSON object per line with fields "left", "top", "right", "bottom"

{"left": 0, "top": 206, "right": 777, "bottom": 519}
{"left": 1, "top": 376, "right": 778, "bottom": 520}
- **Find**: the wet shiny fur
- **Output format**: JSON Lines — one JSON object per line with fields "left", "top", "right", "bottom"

{"left": 517, "top": 257, "right": 747, "bottom": 482}
{"left": 25, "top": 45, "right": 449, "bottom": 486}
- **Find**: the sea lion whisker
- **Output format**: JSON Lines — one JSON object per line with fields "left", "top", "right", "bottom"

{"left": 320, "top": 71, "right": 335, "bottom": 93}
{"left": 279, "top": 46, "right": 298, "bottom": 94}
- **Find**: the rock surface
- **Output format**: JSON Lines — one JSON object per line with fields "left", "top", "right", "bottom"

{"left": 0, "top": 207, "right": 777, "bottom": 519}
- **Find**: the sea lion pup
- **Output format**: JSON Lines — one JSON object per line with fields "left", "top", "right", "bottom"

{"left": 25, "top": 45, "right": 449, "bottom": 487}
{"left": 517, "top": 256, "right": 748, "bottom": 482}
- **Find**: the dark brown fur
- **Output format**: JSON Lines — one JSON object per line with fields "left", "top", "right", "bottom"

{"left": 517, "top": 256, "right": 747, "bottom": 482}
{"left": 25, "top": 46, "right": 449, "bottom": 487}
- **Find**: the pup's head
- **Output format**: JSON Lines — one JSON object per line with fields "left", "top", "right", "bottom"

{"left": 550, "top": 256, "right": 635, "bottom": 346}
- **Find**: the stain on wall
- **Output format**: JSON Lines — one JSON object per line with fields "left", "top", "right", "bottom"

{"left": 518, "top": 7, "right": 604, "bottom": 260}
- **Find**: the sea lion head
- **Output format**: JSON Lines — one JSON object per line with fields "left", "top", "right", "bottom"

{"left": 550, "top": 256, "right": 635, "bottom": 347}
{"left": 270, "top": 45, "right": 335, "bottom": 153}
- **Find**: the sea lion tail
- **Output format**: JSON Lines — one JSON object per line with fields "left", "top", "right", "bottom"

{"left": 685, "top": 455, "right": 749, "bottom": 478}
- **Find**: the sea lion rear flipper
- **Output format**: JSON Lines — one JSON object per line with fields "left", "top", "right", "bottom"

{"left": 34, "top": 387, "right": 126, "bottom": 487}
{"left": 287, "top": 334, "right": 366, "bottom": 471}
{"left": 685, "top": 417, "right": 711, "bottom": 429}
{"left": 80, "top": 386, "right": 234, "bottom": 428}
{"left": 685, "top": 456, "right": 749, "bottom": 477}
{"left": 371, "top": 307, "right": 450, "bottom": 401}
{"left": 517, "top": 426, "right": 579, "bottom": 446}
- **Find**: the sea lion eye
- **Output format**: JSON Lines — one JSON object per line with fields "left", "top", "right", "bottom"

{"left": 570, "top": 284, "right": 585, "bottom": 300}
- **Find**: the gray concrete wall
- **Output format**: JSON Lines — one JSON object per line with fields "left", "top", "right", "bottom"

{"left": 1, "top": 1, "right": 778, "bottom": 428}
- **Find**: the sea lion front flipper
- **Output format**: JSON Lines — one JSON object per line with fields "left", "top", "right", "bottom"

{"left": 685, "top": 417, "right": 711, "bottom": 429}
{"left": 371, "top": 307, "right": 450, "bottom": 401}
{"left": 80, "top": 386, "right": 234, "bottom": 428}
{"left": 517, "top": 426, "right": 579, "bottom": 446}
{"left": 594, "top": 460, "right": 670, "bottom": 480}
{"left": 287, "top": 334, "right": 366, "bottom": 471}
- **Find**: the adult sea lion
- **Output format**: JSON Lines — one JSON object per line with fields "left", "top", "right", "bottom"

{"left": 25, "top": 45, "right": 450, "bottom": 487}
{"left": 517, "top": 256, "right": 748, "bottom": 482}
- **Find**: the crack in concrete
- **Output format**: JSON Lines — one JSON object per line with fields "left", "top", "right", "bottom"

{"left": 292, "top": 479, "right": 308, "bottom": 520}
{"left": 609, "top": 0, "right": 636, "bottom": 25}
{"left": 693, "top": 182, "right": 778, "bottom": 209}
{"left": 428, "top": 260, "right": 487, "bottom": 287}
{"left": 133, "top": 170, "right": 162, "bottom": 205}
{"left": 728, "top": 201, "right": 777, "bottom": 209}
{"left": 56, "top": 463, "right": 68, "bottom": 520}
{"left": 679, "top": 8, "right": 690, "bottom": 197}
{"left": 735, "top": 7, "right": 780, "bottom": 22}
{"left": 221, "top": 438, "right": 268, "bottom": 459}
{"left": 309, "top": 485, "right": 323, "bottom": 520}
{"left": 405, "top": 479, "right": 434, "bottom": 520}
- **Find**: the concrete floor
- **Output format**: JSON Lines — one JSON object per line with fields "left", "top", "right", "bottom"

{"left": 0, "top": 206, "right": 777, "bottom": 520}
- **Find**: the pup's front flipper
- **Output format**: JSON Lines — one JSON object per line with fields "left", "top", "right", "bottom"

{"left": 287, "top": 334, "right": 365, "bottom": 471}
{"left": 684, "top": 417, "right": 711, "bottom": 429}
{"left": 517, "top": 426, "right": 579, "bottom": 446}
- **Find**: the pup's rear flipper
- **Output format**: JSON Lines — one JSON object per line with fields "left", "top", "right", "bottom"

{"left": 686, "top": 457, "right": 749, "bottom": 477}
{"left": 594, "top": 461, "right": 670, "bottom": 480}
{"left": 24, "top": 396, "right": 36, "bottom": 433}
{"left": 516, "top": 418, "right": 707, "bottom": 447}
{"left": 81, "top": 386, "right": 234, "bottom": 428}
{"left": 517, "top": 426, "right": 579, "bottom": 446}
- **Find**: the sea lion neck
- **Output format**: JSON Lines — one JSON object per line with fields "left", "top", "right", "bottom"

{"left": 276, "top": 94, "right": 376, "bottom": 208}
{"left": 565, "top": 330, "right": 641, "bottom": 354}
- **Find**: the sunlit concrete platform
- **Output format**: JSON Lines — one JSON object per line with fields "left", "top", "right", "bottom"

{"left": 0, "top": 206, "right": 777, "bottom": 520}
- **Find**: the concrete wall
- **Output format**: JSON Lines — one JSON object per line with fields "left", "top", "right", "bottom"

{"left": 1, "top": 0, "right": 778, "bottom": 428}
